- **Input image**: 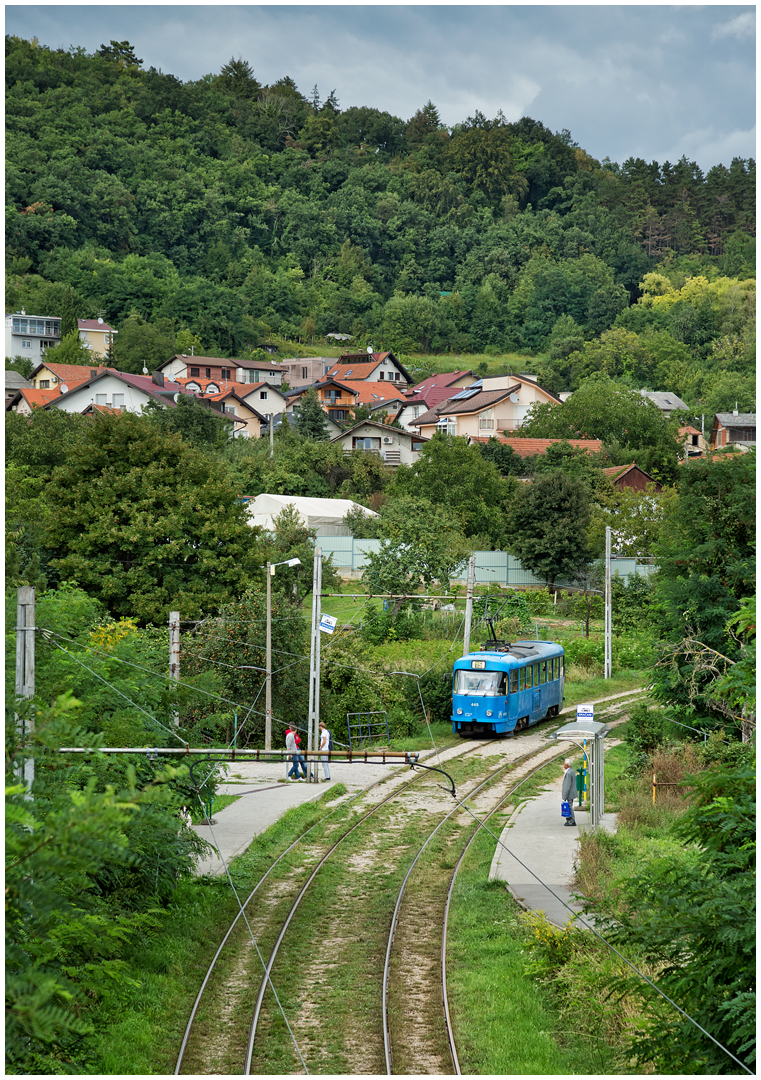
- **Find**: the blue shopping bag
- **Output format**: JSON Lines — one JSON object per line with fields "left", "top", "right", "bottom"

{"left": 561, "top": 800, "right": 572, "bottom": 818}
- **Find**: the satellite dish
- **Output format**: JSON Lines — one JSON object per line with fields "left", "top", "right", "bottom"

{"left": 366, "top": 346, "right": 373, "bottom": 354}
{"left": 509, "top": 392, "right": 519, "bottom": 403}
{"left": 142, "top": 365, "right": 149, "bottom": 374}
{"left": 97, "top": 317, "right": 104, "bottom": 324}
{"left": 173, "top": 393, "right": 181, "bottom": 403}
{"left": 59, "top": 383, "right": 69, "bottom": 394}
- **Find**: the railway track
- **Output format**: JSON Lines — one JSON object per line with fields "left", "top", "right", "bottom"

{"left": 175, "top": 735, "right": 504, "bottom": 1074}
{"left": 176, "top": 689, "right": 645, "bottom": 1075}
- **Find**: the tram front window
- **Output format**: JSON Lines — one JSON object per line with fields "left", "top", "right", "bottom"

{"left": 455, "top": 670, "right": 504, "bottom": 695}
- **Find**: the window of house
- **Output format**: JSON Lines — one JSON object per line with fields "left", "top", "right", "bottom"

{"left": 379, "top": 371, "right": 384, "bottom": 379}
{"left": 692, "top": 434, "right": 699, "bottom": 446}
{"left": 190, "top": 367, "right": 200, "bottom": 377}
{"left": 353, "top": 437, "right": 381, "bottom": 450}
{"left": 205, "top": 368, "right": 211, "bottom": 378}
{"left": 221, "top": 368, "right": 232, "bottom": 379}
{"left": 412, "top": 441, "right": 423, "bottom": 452}
{"left": 269, "top": 371, "right": 278, "bottom": 378}
{"left": 226, "top": 405, "right": 237, "bottom": 415}
{"left": 39, "top": 380, "right": 50, "bottom": 388}
{"left": 96, "top": 394, "right": 108, "bottom": 405}
{"left": 260, "top": 391, "right": 268, "bottom": 400}
{"left": 112, "top": 394, "right": 124, "bottom": 408}
{"left": 21, "top": 340, "right": 31, "bottom": 349}
{"left": 302, "top": 367, "right": 308, "bottom": 380}
{"left": 479, "top": 408, "right": 494, "bottom": 430}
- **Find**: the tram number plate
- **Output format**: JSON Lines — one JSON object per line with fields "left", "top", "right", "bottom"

{"left": 471, "top": 660, "right": 486, "bottom": 669}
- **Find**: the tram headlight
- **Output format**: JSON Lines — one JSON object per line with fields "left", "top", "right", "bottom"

{"left": 486, "top": 710, "right": 493, "bottom": 717}
{"left": 456, "top": 708, "right": 463, "bottom": 715}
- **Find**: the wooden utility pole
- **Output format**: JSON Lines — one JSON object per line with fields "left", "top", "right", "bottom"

{"left": 169, "top": 611, "right": 180, "bottom": 726}
{"left": 15, "top": 586, "right": 35, "bottom": 793}
{"left": 462, "top": 555, "right": 476, "bottom": 657}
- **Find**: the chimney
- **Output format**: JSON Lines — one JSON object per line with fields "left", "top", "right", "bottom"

{"left": 152, "top": 372, "right": 165, "bottom": 387}
{"left": 90, "top": 369, "right": 98, "bottom": 378}
{"left": 733, "top": 402, "right": 739, "bottom": 416}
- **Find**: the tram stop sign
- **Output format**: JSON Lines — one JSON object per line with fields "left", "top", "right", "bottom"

{"left": 319, "top": 613, "right": 338, "bottom": 635}
{"left": 576, "top": 702, "right": 595, "bottom": 722}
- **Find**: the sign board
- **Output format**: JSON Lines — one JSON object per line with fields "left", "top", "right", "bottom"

{"left": 319, "top": 613, "right": 338, "bottom": 635}
{"left": 576, "top": 703, "right": 595, "bottom": 721}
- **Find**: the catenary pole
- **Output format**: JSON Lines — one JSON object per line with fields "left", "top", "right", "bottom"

{"left": 265, "top": 562, "right": 273, "bottom": 750}
{"left": 604, "top": 527, "right": 612, "bottom": 679}
{"left": 312, "top": 548, "right": 323, "bottom": 783}
{"left": 308, "top": 548, "right": 320, "bottom": 770}
{"left": 169, "top": 610, "right": 180, "bottom": 726}
{"left": 462, "top": 555, "right": 476, "bottom": 656}
{"left": 15, "top": 586, "right": 35, "bottom": 793}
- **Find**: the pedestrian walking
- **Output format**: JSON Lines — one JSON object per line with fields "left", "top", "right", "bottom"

{"left": 286, "top": 727, "right": 306, "bottom": 781}
{"left": 561, "top": 759, "right": 577, "bottom": 826}
{"left": 318, "top": 721, "right": 332, "bottom": 782}
{"left": 294, "top": 729, "right": 309, "bottom": 779}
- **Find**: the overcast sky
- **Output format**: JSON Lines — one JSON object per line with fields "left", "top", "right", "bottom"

{"left": 5, "top": 4, "right": 756, "bottom": 170}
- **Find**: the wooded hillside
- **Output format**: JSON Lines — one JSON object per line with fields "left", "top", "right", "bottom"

{"left": 5, "top": 36, "right": 756, "bottom": 412}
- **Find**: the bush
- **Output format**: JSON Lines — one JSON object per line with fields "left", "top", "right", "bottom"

{"left": 417, "top": 671, "right": 452, "bottom": 725}
{"left": 388, "top": 706, "right": 417, "bottom": 739}
{"left": 359, "top": 605, "right": 426, "bottom": 644}
{"left": 611, "top": 574, "right": 655, "bottom": 631}
{"left": 612, "top": 631, "right": 655, "bottom": 668}
{"left": 524, "top": 588, "right": 554, "bottom": 616}
{"left": 625, "top": 703, "right": 668, "bottom": 754}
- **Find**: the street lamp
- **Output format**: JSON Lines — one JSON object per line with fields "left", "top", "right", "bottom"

{"left": 264, "top": 558, "right": 301, "bottom": 750}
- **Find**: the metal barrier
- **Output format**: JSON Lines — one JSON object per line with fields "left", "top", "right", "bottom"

{"left": 346, "top": 710, "right": 389, "bottom": 748}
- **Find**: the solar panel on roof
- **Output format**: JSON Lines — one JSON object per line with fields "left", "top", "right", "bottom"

{"left": 450, "top": 387, "right": 481, "bottom": 400}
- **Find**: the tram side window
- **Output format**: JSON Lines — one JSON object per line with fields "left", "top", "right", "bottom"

{"left": 540, "top": 661, "right": 546, "bottom": 685}
{"left": 559, "top": 657, "right": 565, "bottom": 678}
{"left": 533, "top": 663, "right": 540, "bottom": 686}
{"left": 519, "top": 666, "right": 527, "bottom": 690}
{"left": 551, "top": 658, "right": 557, "bottom": 680}
{"left": 509, "top": 670, "right": 519, "bottom": 693}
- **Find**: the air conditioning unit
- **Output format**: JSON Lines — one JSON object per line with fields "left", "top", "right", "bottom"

{"left": 383, "top": 437, "right": 393, "bottom": 443}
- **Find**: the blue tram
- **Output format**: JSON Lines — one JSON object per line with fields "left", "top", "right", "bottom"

{"left": 452, "top": 639, "right": 565, "bottom": 736}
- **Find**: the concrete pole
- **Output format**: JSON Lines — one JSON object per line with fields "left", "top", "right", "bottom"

{"left": 462, "top": 555, "right": 476, "bottom": 657}
{"left": 313, "top": 549, "right": 323, "bottom": 783}
{"left": 604, "top": 527, "right": 612, "bottom": 679}
{"left": 15, "top": 586, "right": 35, "bottom": 793}
{"left": 169, "top": 610, "right": 180, "bottom": 726}
{"left": 265, "top": 562, "right": 272, "bottom": 751}
{"left": 268, "top": 413, "right": 274, "bottom": 458}
{"left": 308, "top": 548, "right": 320, "bottom": 765}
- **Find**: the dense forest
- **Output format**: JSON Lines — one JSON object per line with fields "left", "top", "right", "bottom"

{"left": 5, "top": 35, "right": 756, "bottom": 413}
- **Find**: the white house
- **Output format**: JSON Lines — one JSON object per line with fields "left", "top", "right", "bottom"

{"left": 6, "top": 312, "right": 62, "bottom": 362}
{"left": 330, "top": 420, "right": 428, "bottom": 466}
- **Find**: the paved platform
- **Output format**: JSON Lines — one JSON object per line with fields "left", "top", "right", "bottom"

{"left": 489, "top": 772, "right": 617, "bottom": 928}
{"left": 191, "top": 756, "right": 402, "bottom": 876}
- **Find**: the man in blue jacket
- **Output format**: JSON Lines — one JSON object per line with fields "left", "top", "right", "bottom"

{"left": 562, "top": 759, "right": 577, "bottom": 826}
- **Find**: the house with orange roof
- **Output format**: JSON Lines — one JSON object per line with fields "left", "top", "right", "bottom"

{"left": 77, "top": 318, "right": 117, "bottom": 359}
{"left": 325, "top": 350, "right": 413, "bottom": 388}
{"left": 286, "top": 377, "right": 407, "bottom": 425}
{"left": 201, "top": 388, "right": 268, "bottom": 438}
{"left": 29, "top": 361, "right": 103, "bottom": 392}
{"left": 6, "top": 387, "right": 62, "bottom": 414}
{"left": 679, "top": 424, "right": 709, "bottom": 459}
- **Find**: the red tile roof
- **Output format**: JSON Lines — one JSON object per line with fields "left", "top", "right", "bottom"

{"left": 469, "top": 436, "right": 604, "bottom": 458}
{"left": 330, "top": 380, "right": 408, "bottom": 405}
{"left": 77, "top": 319, "right": 116, "bottom": 333}
{"left": 403, "top": 386, "right": 461, "bottom": 408}
{"left": 325, "top": 361, "right": 381, "bottom": 380}
{"left": 16, "top": 387, "right": 61, "bottom": 408}
{"left": 408, "top": 371, "right": 476, "bottom": 393}
{"left": 35, "top": 362, "right": 102, "bottom": 383}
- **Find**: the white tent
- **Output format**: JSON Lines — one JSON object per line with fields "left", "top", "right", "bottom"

{"left": 245, "top": 494, "right": 378, "bottom": 536}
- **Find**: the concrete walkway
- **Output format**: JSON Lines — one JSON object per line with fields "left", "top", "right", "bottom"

{"left": 191, "top": 755, "right": 402, "bottom": 876}
{"left": 489, "top": 772, "right": 617, "bottom": 928}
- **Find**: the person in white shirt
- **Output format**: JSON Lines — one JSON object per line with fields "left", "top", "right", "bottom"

{"left": 285, "top": 727, "right": 305, "bottom": 780}
{"left": 318, "top": 721, "right": 331, "bottom": 782}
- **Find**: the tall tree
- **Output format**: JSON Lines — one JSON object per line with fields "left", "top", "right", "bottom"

{"left": 294, "top": 387, "right": 331, "bottom": 441}
{"left": 44, "top": 411, "right": 263, "bottom": 624}
{"left": 506, "top": 471, "right": 591, "bottom": 589}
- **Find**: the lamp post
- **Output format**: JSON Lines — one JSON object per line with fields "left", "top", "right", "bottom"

{"left": 264, "top": 557, "right": 301, "bottom": 750}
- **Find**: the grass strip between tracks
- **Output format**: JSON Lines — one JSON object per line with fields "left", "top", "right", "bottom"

{"left": 92, "top": 784, "right": 350, "bottom": 1075}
